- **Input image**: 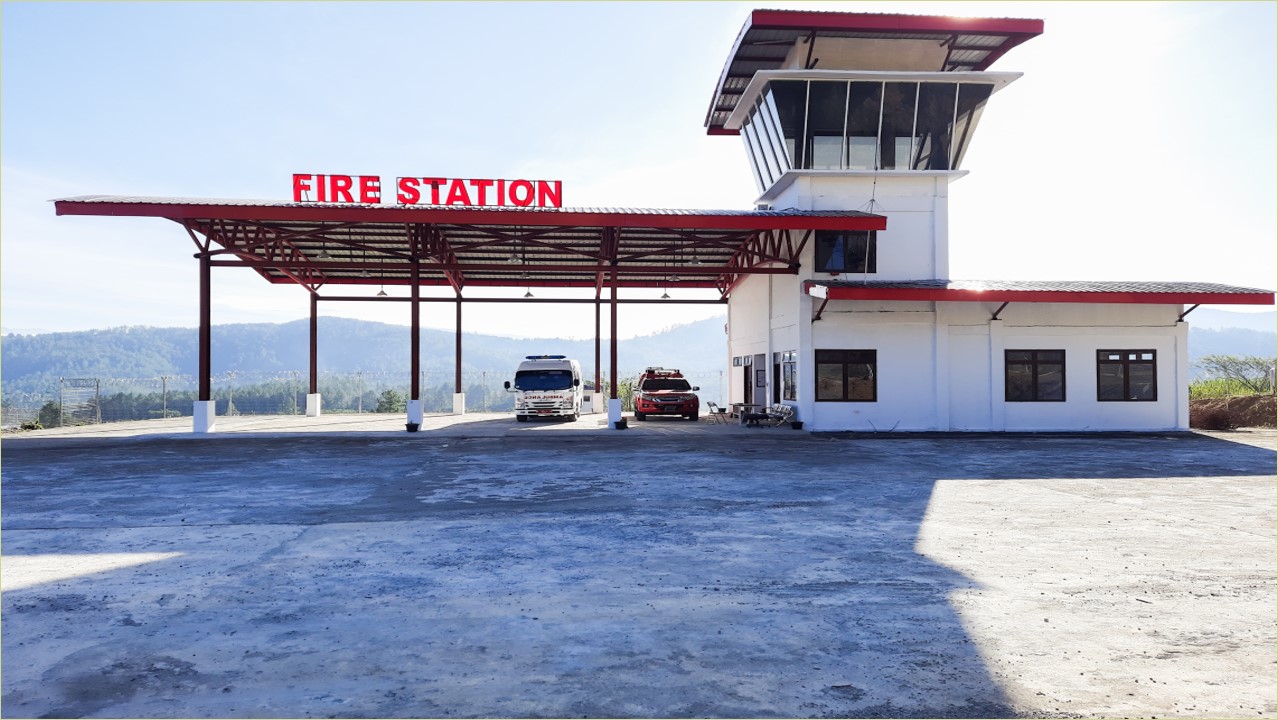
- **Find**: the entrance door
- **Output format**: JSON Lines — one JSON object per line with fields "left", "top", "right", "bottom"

{"left": 754, "top": 353, "right": 767, "bottom": 405}
{"left": 742, "top": 362, "right": 752, "bottom": 405}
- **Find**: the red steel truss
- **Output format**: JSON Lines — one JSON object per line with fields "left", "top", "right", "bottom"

{"left": 54, "top": 196, "right": 885, "bottom": 411}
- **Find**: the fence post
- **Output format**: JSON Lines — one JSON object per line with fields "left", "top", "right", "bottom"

{"left": 227, "top": 371, "right": 236, "bottom": 416}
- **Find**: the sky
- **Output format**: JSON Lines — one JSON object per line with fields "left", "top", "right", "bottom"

{"left": 2, "top": 1, "right": 1274, "bottom": 339}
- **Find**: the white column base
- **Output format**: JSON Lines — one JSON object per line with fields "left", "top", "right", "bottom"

{"left": 592, "top": 394, "right": 605, "bottom": 414}
{"left": 608, "top": 399, "right": 626, "bottom": 429}
{"left": 407, "top": 400, "right": 424, "bottom": 425}
{"left": 306, "top": 393, "right": 322, "bottom": 417}
{"left": 193, "top": 400, "right": 217, "bottom": 434}
{"left": 452, "top": 393, "right": 466, "bottom": 415}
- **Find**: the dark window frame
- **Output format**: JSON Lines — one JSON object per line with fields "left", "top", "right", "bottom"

{"left": 1004, "top": 349, "right": 1066, "bottom": 402}
{"left": 815, "top": 349, "right": 877, "bottom": 402}
{"left": 1096, "top": 350, "right": 1158, "bottom": 402}
{"left": 776, "top": 350, "right": 797, "bottom": 402}
{"left": 815, "top": 230, "right": 876, "bottom": 274}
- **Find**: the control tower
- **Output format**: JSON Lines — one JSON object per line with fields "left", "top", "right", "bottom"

{"left": 706, "top": 10, "right": 1043, "bottom": 281}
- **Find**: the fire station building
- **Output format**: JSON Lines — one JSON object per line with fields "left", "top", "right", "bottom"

{"left": 711, "top": 10, "right": 1272, "bottom": 432}
{"left": 54, "top": 10, "right": 1273, "bottom": 434}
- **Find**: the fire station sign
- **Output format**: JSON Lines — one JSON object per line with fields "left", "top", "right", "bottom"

{"left": 291, "top": 174, "right": 562, "bottom": 209}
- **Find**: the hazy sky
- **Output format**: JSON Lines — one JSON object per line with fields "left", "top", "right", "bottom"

{"left": 2, "top": 1, "right": 1274, "bottom": 338}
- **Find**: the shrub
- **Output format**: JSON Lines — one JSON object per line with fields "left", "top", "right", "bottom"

{"left": 1194, "top": 408, "right": 1234, "bottom": 431}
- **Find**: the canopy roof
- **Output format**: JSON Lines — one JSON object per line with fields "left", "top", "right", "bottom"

{"left": 706, "top": 9, "right": 1044, "bottom": 134}
{"left": 53, "top": 196, "right": 886, "bottom": 297}
{"left": 806, "top": 279, "right": 1275, "bottom": 306}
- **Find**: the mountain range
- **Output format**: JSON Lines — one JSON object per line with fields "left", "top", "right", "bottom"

{"left": 2, "top": 310, "right": 1273, "bottom": 395}
{"left": 0, "top": 316, "right": 730, "bottom": 395}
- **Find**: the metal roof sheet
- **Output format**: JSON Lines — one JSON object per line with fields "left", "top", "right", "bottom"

{"left": 807, "top": 279, "right": 1275, "bottom": 305}
{"left": 53, "top": 195, "right": 886, "bottom": 296}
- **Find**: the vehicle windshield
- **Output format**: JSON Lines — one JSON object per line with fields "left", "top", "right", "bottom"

{"left": 641, "top": 378, "right": 691, "bottom": 392}
{"left": 515, "top": 370, "right": 574, "bottom": 391}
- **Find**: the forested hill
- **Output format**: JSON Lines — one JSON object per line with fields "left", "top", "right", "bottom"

{"left": 2, "top": 315, "right": 1271, "bottom": 394}
{"left": 1, "top": 317, "right": 728, "bottom": 393}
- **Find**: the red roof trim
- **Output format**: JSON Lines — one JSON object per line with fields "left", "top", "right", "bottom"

{"left": 54, "top": 198, "right": 886, "bottom": 232}
{"left": 806, "top": 285, "right": 1275, "bottom": 306}
{"left": 747, "top": 9, "right": 1044, "bottom": 38}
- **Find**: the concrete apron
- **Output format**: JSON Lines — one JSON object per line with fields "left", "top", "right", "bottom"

{"left": 1, "top": 432, "right": 1274, "bottom": 718}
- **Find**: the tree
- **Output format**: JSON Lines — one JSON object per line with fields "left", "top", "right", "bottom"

{"left": 375, "top": 389, "right": 406, "bottom": 413}
{"left": 1194, "top": 355, "right": 1276, "bottom": 395}
{"left": 37, "top": 401, "right": 60, "bottom": 427}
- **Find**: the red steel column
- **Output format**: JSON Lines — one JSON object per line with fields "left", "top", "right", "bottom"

{"left": 309, "top": 293, "right": 318, "bottom": 395}
{"left": 610, "top": 269, "right": 618, "bottom": 400}
{"left": 199, "top": 252, "right": 211, "bottom": 401}
{"left": 454, "top": 296, "right": 462, "bottom": 393}
{"left": 411, "top": 262, "right": 421, "bottom": 400}
{"left": 594, "top": 300, "right": 601, "bottom": 397}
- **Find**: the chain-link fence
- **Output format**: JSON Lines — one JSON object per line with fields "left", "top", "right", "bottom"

{"left": 2, "top": 369, "right": 728, "bottom": 430}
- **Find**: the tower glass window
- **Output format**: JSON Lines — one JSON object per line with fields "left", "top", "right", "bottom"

{"left": 846, "top": 82, "right": 883, "bottom": 170}
{"left": 951, "top": 83, "right": 994, "bottom": 168}
{"left": 879, "top": 82, "right": 918, "bottom": 170}
{"left": 805, "top": 81, "right": 848, "bottom": 170}
{"left": 737, "top": 79, "right": 998, "bottom": 181}
{"left": 768, "top": 81, "right": 808, "bottom": 168}
{"left": 912, "top": 83, "right": 958, "bottom": 170}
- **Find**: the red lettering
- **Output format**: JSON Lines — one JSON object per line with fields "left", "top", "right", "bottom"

{"left": 536, "top": 180, "right": 562, "bottom": 208}
{"left": 292, "top": 174, "right": 314, "bottom": 202}
{"left": 422, "top": 177, "right": 446, "bottom": 205}
{"left": 396, "top": 177, "right": 420, "bottom": 205}
{"left": 470, "top": 178, "right": 494, "bottom": 206}
{"left": 330, "top": 175, "right": 354, "bottom": 203}
{"left": 359, "top": 176, "right": 381, "bottom": 204}
{"left": 295, "top": 173, "right": 561, "bottom": 207}
{"left": 509, "top": 180, "right": 534, "bottom": 207}
{"left": 445, "top": 179, "right": 472, "bottom": 206}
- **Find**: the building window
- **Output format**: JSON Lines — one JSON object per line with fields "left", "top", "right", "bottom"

{"left": 815, "top": 349, "right": 876, "bottom": 401}
{"left": 775, "top": 350, "right": 797, "bottom": 401}
{"left": 815, "top": 230, "right": 876, "bottom": 274}
{"left": 1005, "top": 350, "right": 1065, "bottom": 402}
{"left": 1097, "top": 350, "right": 1157, "bottom": 402}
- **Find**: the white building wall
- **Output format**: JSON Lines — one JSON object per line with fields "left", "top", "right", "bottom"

{"left": 766, "top": 173, "right": 958, "bottom": 281}
{"left": 727, "top": 273, "right": 772, "bottom": 407}
{"left": 790, "top": 301, "right": 1189, "bottom": 432}
{"left": 810, "top": 304, "right": 939, "bottom": 431}
{"left": 726, "top": 170, "right": 1196, "bottom": 433}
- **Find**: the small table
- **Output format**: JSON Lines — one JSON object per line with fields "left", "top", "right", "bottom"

{"left": 732, "top": 403, "right": 764, "bottom": 425}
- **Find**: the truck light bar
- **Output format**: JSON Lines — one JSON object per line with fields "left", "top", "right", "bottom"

{"left": 525, "top": 354, "right": 567, "bottom": 360}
